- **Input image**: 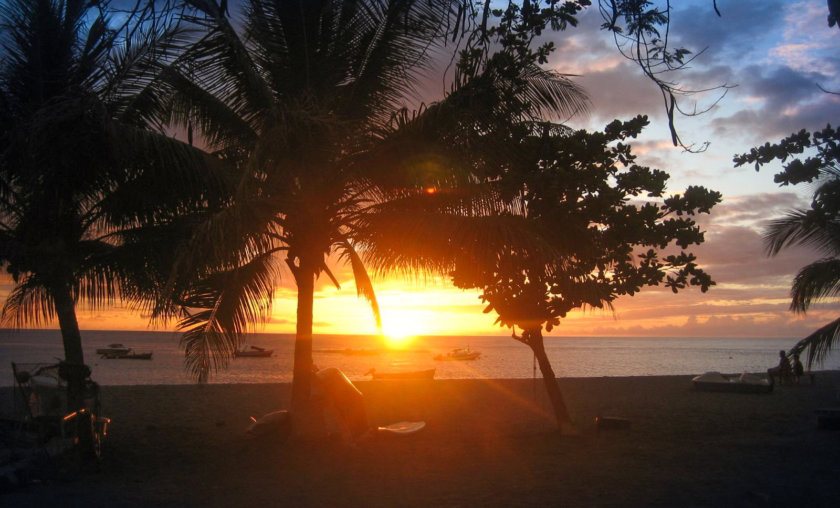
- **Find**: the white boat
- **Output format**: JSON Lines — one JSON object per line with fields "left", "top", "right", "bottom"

{"left": 95, "top": 343, "right": 131, "bottom": 356}
{"left": 434, "top": 347, "right": 481, "bottom": 361}
{"left": 691, "top": 371, "right": 773, "bottom": 393}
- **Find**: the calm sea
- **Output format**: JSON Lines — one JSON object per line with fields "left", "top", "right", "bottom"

{"left": 1, "top": 329, "right": 838, "bottom": 386}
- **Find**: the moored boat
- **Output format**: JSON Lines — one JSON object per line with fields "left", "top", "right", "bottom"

{"left": 102, "top": 350, "right": 152, "bottom": 360}
{"left": 234, "top": 345, "right": 274, "bottom": 358}
{"left": 434, "top": 347, "right": 481, "bottom": 361}
{"left": 96, "top": 343, "right": 131, "bottom": 356}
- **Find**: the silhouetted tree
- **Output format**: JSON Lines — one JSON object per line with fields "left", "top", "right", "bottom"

{"left": 153, "top": 0, "right": 459, "bottom": 408}
{"left": 735, "top": 126, "right": 840, "bottom": 368}
{"left": 355, "top": 2, "right": 720, "bottom": 431}
{"left": 457, "top": 117, "right": 720, "bottom": 429}
{"left": 366, "top": 116, "right": 720, "bottom": 431}
{"left": 0, "top": 0, "right": 225, "bottom": 409}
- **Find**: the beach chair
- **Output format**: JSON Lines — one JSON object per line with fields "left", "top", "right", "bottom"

{"left": 11, "top": 361, "right": 109, "bottom": 461}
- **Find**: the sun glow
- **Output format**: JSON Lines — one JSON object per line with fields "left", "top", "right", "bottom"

{"left": 381, "top": 308, "right": 428, "bottom": 348}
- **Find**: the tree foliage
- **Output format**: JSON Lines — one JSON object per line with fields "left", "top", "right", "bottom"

{"left": 148, "top": 0, "right": 471, "bottom": 395}
{"left": 452, "top": 116, "right": 720, "bottom": 334}
{"left": 596, "top": 0, "right": 732, "bottom": 151}
{"left": 351, "top": 2, "right": 719, "bottom": 430}
{"left": 735, "top": 125, "right": 840, "bottom": 367}
{"left": 0, "top": 0, "right": 223, "bottom": 407}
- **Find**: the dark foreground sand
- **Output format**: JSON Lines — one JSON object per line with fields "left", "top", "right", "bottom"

{"left": 3, "top": 373, "right": 840, "bottom": 507}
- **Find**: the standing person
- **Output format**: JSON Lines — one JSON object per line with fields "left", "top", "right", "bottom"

{"left": 792, "top": 354, "right": 805, "bottom": 384}
{"left": 768, "top": 350, "right": 792, "bottom": 385}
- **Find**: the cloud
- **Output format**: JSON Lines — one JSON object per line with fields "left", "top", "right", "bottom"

{"left": 773, "top": 1, "right": 840, "bottom": 76}
{"left": 573, "top": 62, "right": 666, "bottom": 123}
{"left": 702, "top": 193, "right": 807, "bottom": 224}
{"left": 688, "top": 193, "right": 822, "bottom": 289}
{"left": 711, "top": 70, "right": 839, "bottom": 141}
{"left": 585, "top": 312, "right": 826, "bottom": 338}
{"left": 673, "top": 1, "right": 787, "bottom": 62}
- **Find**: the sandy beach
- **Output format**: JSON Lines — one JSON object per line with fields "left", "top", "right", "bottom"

{"left": 3, "top": 373, "right": 840, "bottom": 507}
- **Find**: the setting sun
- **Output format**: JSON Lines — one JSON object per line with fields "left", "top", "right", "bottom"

{"left": 381, "top": 308, "right": 428, "bottom": 348}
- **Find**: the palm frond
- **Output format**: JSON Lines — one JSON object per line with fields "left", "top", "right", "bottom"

{"left": 790, "top": 316, "right": 840, "bottom": 369}
{"left": 179, "top": 0, "right": 277, "bottom": 127}
{"left": 0, "top": 276, "right": 54, "bottom": 328}
{"left": 156, "top": 196, "right": 283, "bottom": 320}
{"left": 518, "top": 65, "right": 589, "bottom": 121}
{"left": 337, "top": 239, "right": 381, "bottom": 331}
{"left": 88, "top": 120, "right": 232, "bottom": 231}
{"left": 178, "top": 310, "right": 232, "bottom": 383}
{"left": 176, "top": 251, "right": 282, "bottom": 381}
{"left": 338, "top": 0, "right": 452, "bottom": 124}
{"left": 104, "top": 21, "right": 199, "bottom": 129}
{"left": 160, "top": 64, "right": 259, "bottom": 151}
{"left": 764, "top": 209, "right": 840, "bottom": 258}
{"left": 789, "top": 258, "right": 840, "bottom": 313}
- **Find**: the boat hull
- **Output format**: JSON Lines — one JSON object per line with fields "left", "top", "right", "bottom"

{"left": 96, "top": 344, "right": 131, "bottom": 355}
{"left": 692, "top": 380, "right": 772, "bottom": 393}
{"left": 434, "top": 352, "right": 481, "bottom": 361}
{"left": 370, "top": 369, "right": 435, "bottom": 380}
{"left": 692, "top": 372, "right": 773, "bottom": 394}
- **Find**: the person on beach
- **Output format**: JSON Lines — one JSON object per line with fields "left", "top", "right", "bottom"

{"left": 792, "top": 354, "right": 805, "bottom": 384}
{"left": 767, "top": 350, "right": 792, "bottom": 385}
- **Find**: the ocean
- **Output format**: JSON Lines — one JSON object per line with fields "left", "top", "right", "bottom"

{"left": 2, "top": 329, "right": 838, "bottom": 386}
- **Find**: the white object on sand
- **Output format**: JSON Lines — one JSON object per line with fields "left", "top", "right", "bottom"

{"left": 246, "top": 410, "right": 290, "bottom": 436}
{"left": 376, "top": 421, "right": 426, "bottom": 435}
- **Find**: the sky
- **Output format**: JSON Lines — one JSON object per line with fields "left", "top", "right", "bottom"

{"left": 3, "top": 0, "right": 840, "bottom": 341}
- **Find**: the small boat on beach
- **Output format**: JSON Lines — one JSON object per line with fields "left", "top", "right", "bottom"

{"left": 234, "top": 345, "right": 274, "bottom": 358}
{"left": 691, "top": 371, "right": 773, "bottom": 393}
{"left": 434, "top": 347, "right": 481, "bottom": 361}
{"left": 96, "top": 343, "right": 131, "bottom": 356}
{"left": 365, "top": 368, "right": 435, "bottom": 380}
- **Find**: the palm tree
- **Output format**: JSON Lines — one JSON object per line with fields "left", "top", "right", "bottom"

{"left": 736, "top": 125, "right": 840, "bottom": 368}
{"left": 0, "top": 0, "right": 225, "bottom": 409}
{"left": 765, "top": 166, "right": 840, "bottom": 367}
{"left": 151, "top": 0, "right": 462, "bottom": 409}
{"left": 158, "top": 1, "right": 594, "bottom": 421}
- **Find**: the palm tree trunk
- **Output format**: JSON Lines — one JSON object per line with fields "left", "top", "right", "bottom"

{"left": 523, "top": 327, "right": 573, "bottom": 431}
{"left": 290, "top": 257, "right": 316, "bottom": 411}
{"left": 52, "top": 284, "right": 86, "bottom": 411}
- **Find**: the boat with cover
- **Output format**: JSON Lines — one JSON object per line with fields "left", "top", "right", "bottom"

{"left": 691, "top": 371, "right": 773, "bottom": 393}
{"left": 434, "top": 347, "right": 481, "bottom": 361}
{"left": 234, "top": 345, "right": 274, "bottom": 358}
{"left": 365, "top": 368, "right": 435, "bottom": 380}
